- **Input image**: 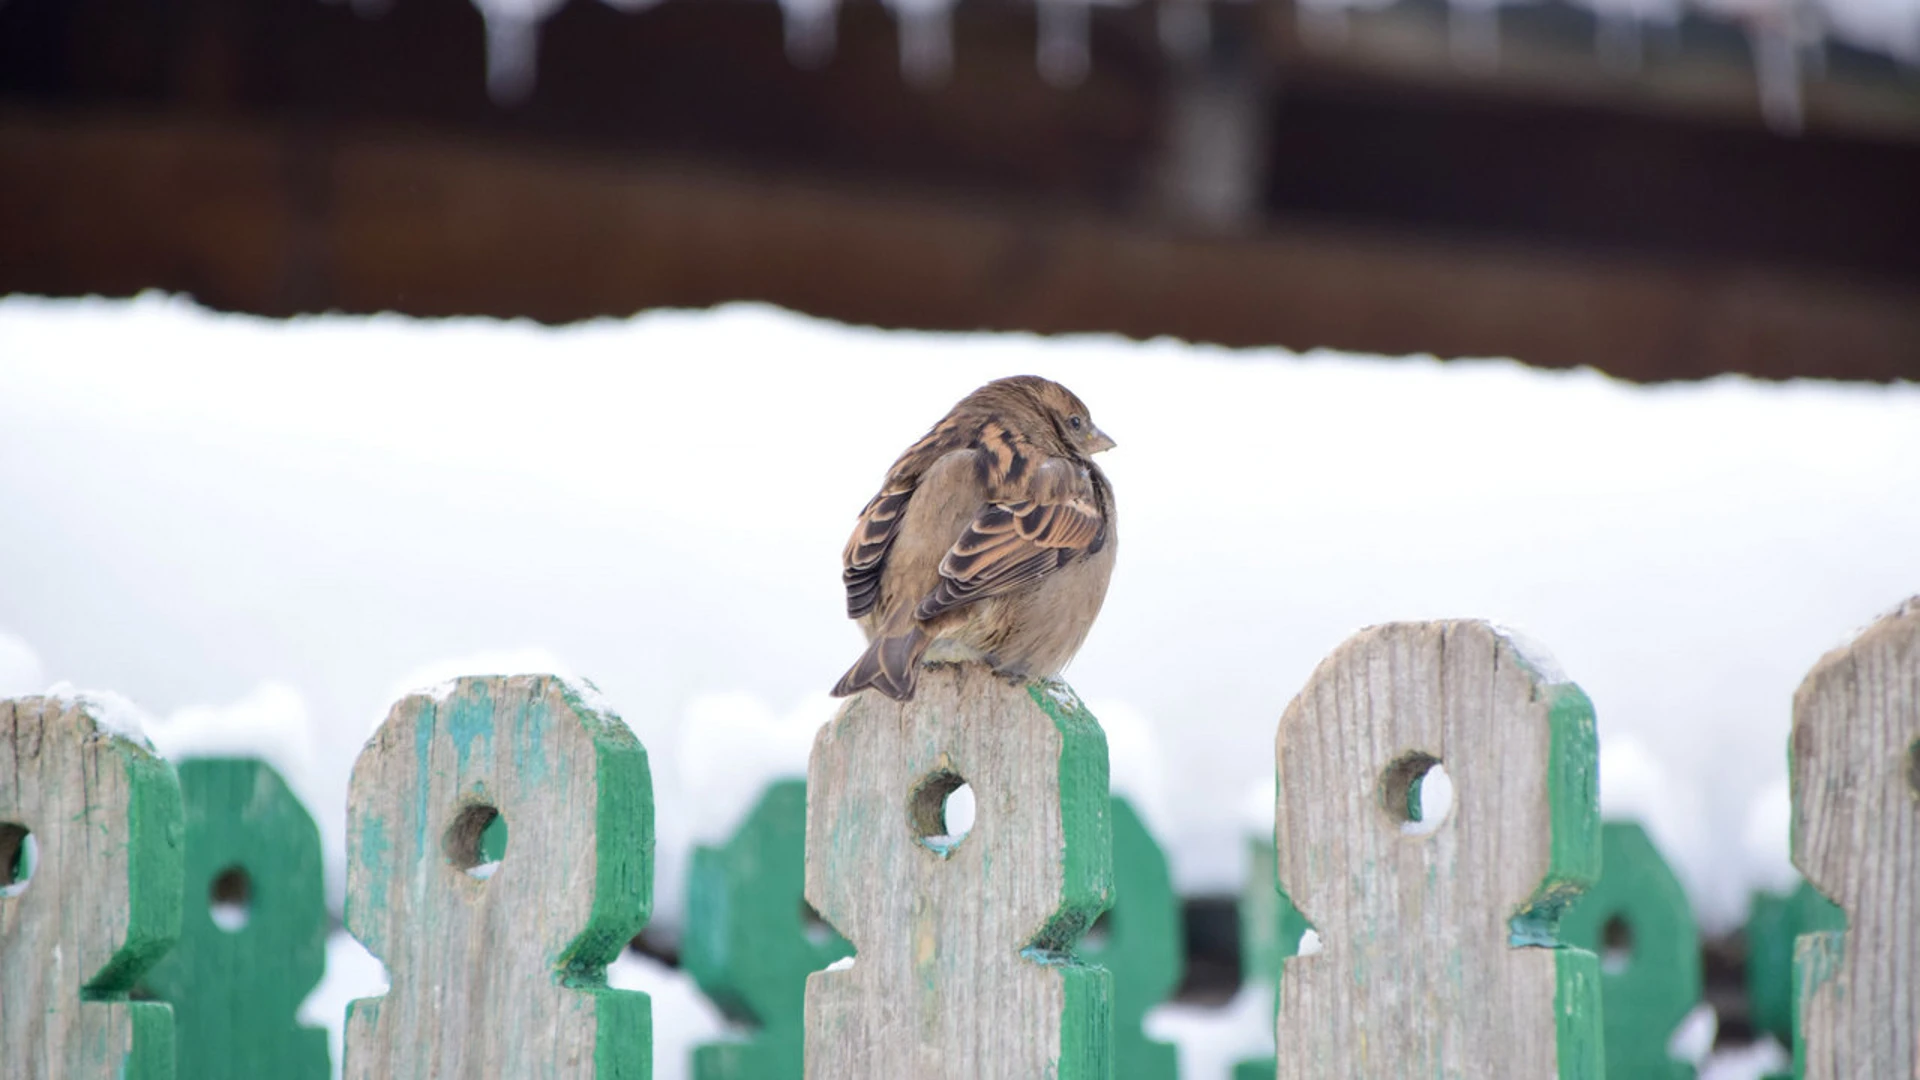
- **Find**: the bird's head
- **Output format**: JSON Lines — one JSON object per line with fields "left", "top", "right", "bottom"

{"left": 967, "top": 375, "right": 1116, "bottom": 458}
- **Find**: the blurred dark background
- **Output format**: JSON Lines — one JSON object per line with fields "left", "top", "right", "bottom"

{"left": 2, "top": 0, "right": 1917, "bottom": 380}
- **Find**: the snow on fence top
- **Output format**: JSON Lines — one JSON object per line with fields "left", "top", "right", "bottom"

{"left": 3, "top": 603, "right": 1914, "bottom": 1078}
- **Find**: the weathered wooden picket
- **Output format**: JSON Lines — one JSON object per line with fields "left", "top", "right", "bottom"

{"left": 1788, "top": 599, "right": 1919, "bottom": 1079}
{"left": 1, "top": 696, "right": 182, "bottom": 1080}
{"left": 803, "top": 666, "right": 1114, "bottom": 1080}
{"left": 2, "top": 602, "right": 1915, "bottom": 1079}
{"left": 1273, "top": 621, "right": 1604, "bottom": 1078}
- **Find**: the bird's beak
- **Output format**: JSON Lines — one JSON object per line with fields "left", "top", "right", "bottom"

{"left": 1089, "top": 427, "right": 1116, "bottom": 453}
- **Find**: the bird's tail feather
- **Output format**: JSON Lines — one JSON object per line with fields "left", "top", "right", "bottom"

{"left": 832, "top": 625, "right": 930, "bottom": 701}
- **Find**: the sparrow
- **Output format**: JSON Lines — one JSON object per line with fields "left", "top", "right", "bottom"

{"left": 832, "top": 376, "right": 1118, "bottom": 701}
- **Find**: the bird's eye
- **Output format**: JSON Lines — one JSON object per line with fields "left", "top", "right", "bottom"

{"left": 1070, "top": 416, "right": 1083, "bottom": 431}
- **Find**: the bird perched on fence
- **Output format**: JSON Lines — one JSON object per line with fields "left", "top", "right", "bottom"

{"left": 832, "top": 375, "right": 1118, "bottom": 701}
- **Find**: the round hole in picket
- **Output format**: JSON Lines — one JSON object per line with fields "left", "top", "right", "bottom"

{"left": 445, "top": 804, "right": 506, "bottom": 880}
{"left": 1381, "top": 752, "right": 1453, "bottom": 837}
{"left": 209, "top": 865, "right": 252, "bottom": 931}
{"left": 0, "top": 824, "right": 34, "bottom": 898}
{"left": 1601, "top": 913, "right": 1634, "bottom": 975}
{"left": 909, "top": 770, "right": 974, "bottom": 856}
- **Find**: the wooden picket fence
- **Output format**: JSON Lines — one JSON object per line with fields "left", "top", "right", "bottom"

{"left": 2, "top": 602, "right": 1915, "bottom": 1079}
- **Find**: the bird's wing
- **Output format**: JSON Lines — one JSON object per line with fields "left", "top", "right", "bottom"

{"left": 842, "top": 425, "right": 970, "bottom": 618}
{"left": 914, "top": 456, "right": 1108, "bottom": 622}
{"left": 842, "top": 483, "right": 914, "bottom": 618}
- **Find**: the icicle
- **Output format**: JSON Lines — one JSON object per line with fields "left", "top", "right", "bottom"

{"left": 887, "top": 0, "right": 955, "bottom": 88}
{"left": 1037, "top": 0, "right": 1092, "bottom": 87}
{"left": 780, "top": 0, "right": 841, "bottom": 68}
{"left": 1801, "top": 34, "right": 1827, "bottom": 81}
{"left": 1750, "top": 24, "right": 1805, "bottom": 133}
{"left": 1807, "top": 0, "right": 1920, "bottom": 66}
{"left": 1447, "top": 0, "right": 1500, "bottom": 71}
{"left": 484, "top": 13, "right": 539, "bottom": 102}
{"left": 1295, "top": 0, "right": 1352, "bottom": 52}
{"left": 1595, "top": 13, "right": 1645, "bottom": 72}
{"left": 1156, "top": 1, "right": 1211, "bottom": 63}
{"left": 471, "top": 0, "right": 566, "bottom": 104}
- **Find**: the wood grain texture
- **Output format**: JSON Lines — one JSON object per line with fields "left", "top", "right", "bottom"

{"left": 804, "top": 666, "right": 1112, "bottom": 1080}
{"left": 1, "top": 695, "right": 184, "bottom": 1080}
{"left": 1560, "top": 821, "right": 1701, "bottom": 1080}
{"left": 1790, "top": 597, "right": 1920, "bottom": 1080}
{"left": 344, "top": 675, "right": 654, "bottom": 1080}
{"left": 139, "top": 758, "right": 330, "bottom": 1080}
{"left": 685, "top": 778, "right": 851, "bottom": 1080}
{"left": 1273, "top": 621, "right": 1602, "bottom": 1080}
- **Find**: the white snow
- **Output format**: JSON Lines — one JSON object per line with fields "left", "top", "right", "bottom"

{"left": 675, "top": 691, "right": 836, "bottom": 846}
{"left": 141, "top": 680, "right": 352, "bottom": 905}
{"left": 0, "top": 632, "right": 46, "bottom": 698}
{"left": 607, "top": 948, "right": 730, "bottom": 1075}
{"left": 4, "top": 292, "right": 1916, "bottom": 937}
{"left": 2, "top": 292, "right": 1916, "bottom": 1077}
{"left": 1598, "top": 734, "right": 1717, "bottom": 914}
{"left": 1491, "top": 623, "right": 1571, "bottom": 686}
{"left": 1669, "top": 1002, "right": 1719, "bottom": 1066}
{"left": 297, "top": 933, "right": 729, "bottom": 1080}
{"left": 385, "top": 648, "right": 581, "bottom": 717}
{"left": 147, "top": 680, "right": 319, "bottom": 767}
{"left": 296, "top": 930, "right": 388, "bottom": 1076}
{"left": 41, "top": 682, "right": 158, "bottom": 748}
{"left": 1739, "top": 776, "right": 1799, "bottom": 895}
{"left": 1702, "top": 1037, "right": 1792, "bottom": 1080}
{"left": 1147, "top": 988, "right": 1275, "bottom": 1080}
{"left": 1086, "top": 698, "right": 1176, "bottom": 846}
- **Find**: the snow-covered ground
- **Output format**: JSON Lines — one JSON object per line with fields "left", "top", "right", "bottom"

{"left": 2, "top": 292, "right": 1915, "bottom": 1077}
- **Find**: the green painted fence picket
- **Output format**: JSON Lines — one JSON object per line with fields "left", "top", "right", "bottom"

{"left": 1744, "top": 879, "right": 1844, "bottom": 1075}
{"left": 138, "top": 758, "right": 330, "bottom": 1080}
{"left": 9, "top": 595, "right": 1920, "bottom": 1080}
{"left": 1559, "top": 821, "right": 1701, "bottom": 1080}
{"left": 1073, "top": 796, "right": 1183, "bottom": 1080}
{"left": 684, "top": 779, "right": 853, "bottom": 1080}
{"left": 1231, "top": 833, "right": 1310, "bottom": 1080}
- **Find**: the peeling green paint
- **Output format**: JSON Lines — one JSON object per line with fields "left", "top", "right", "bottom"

{"left": 1792, "top": 931, "right": 1846, "bottom": 1080}
{"left": 446, "top": 686, "right": 498, "bottom": 773}
{"left": 343, "top": 675, "right": 654, "bottom": 1079}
